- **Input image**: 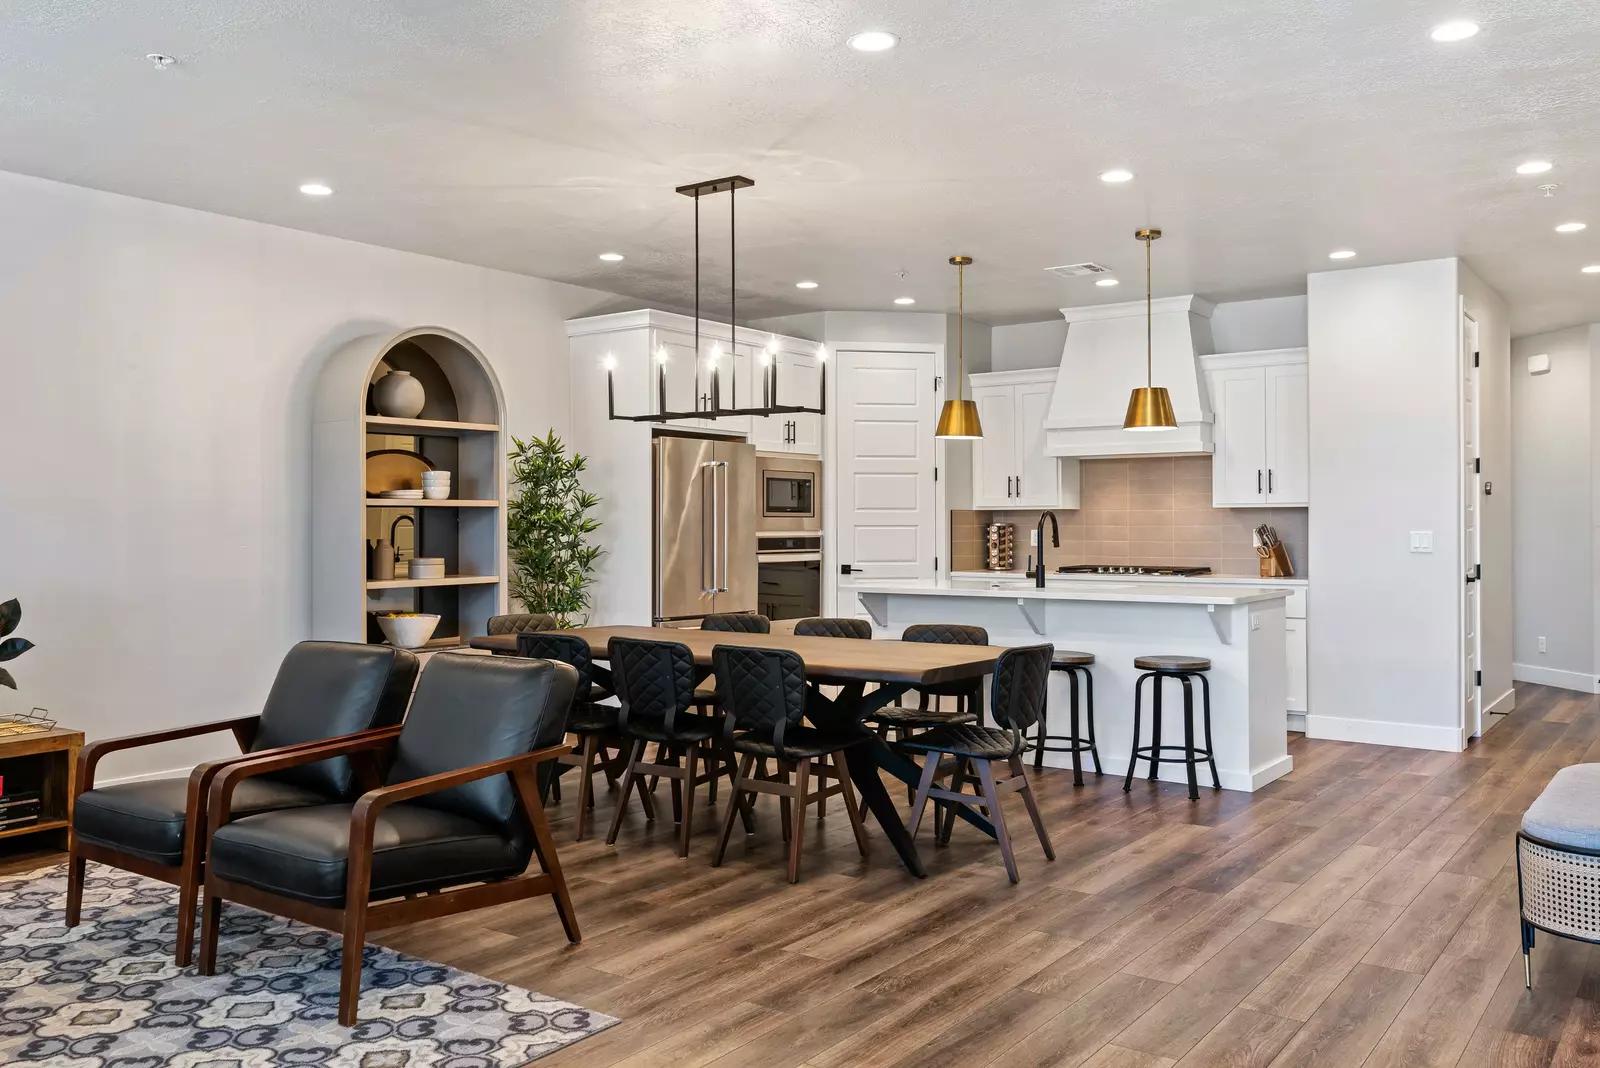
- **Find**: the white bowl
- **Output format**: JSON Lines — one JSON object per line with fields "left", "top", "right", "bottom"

{"left": 423, "top": 487, "right": 451, "bottom": 500}
{"left": 421, "top": 471, "right": 451, "bottom": 481}
{"left": 376, "top": 613, "right": 440, "bottom": 648}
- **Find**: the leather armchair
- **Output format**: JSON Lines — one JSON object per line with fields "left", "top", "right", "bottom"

{"left": 66, "top": 641, "right": 418, "bottom": 966}
{"left": 198, "top": 652, "right": 580, "bottom": 1026}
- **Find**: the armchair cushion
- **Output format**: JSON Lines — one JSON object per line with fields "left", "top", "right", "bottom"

{"left": 74, "top": 776, "right": 327, "bottom": 867}
{"left": 250, "top": 642, "right": 419, "bottom": 799}
{"left": 208, "top": 802, "right": 521, "bottom": 907}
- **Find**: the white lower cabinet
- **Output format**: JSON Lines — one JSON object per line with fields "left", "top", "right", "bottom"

{"left": 1285, "top": 616, "right": 1307, "bottom": 714}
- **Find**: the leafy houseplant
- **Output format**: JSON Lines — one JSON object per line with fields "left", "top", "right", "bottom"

{"left": 507, "top": 432, "right": 603, "bottom": 627}
{"left": 0, "top": 599, "right": 32, "bottom": 690}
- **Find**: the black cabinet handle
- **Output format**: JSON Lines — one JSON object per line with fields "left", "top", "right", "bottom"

{"left": 1016, "top": 473, "right": 1022, "bottom": 496}
{"left": 1258, "top": 470, "right": 1263, "bottom": 494}
{"left": 1268, "top": 469, "right": 1274, "bottom": 494}
{"left": 1007, "top": 476, "right": 1013, "bottom": 498}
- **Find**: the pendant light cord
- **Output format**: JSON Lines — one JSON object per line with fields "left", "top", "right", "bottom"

{"left": 957, "top": 260, "right": 965, "bottom": 398}
{"left": 1145, "top": 232, "right": 1153, "bottom": 388}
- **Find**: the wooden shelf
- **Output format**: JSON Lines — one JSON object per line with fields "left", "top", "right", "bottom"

{"left": 364, "top": 499, "right": 499, "bottom": 508}
{"left": 0, "top": 817, "right": 67, "bottom": 841}
{"left": 366, "top": 575, "right": 500, "bottom": 590}
{"left": 366, "top": 416, "right": 500, "bottom": 435}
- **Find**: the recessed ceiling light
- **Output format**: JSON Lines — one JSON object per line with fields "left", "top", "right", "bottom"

{"left": 1583, "top": 265, "right": 1600, "bottom": 274}
{"left": 1516, "top": 160, "right": 1554, "bottom": 175}
{"left": 298, "top": 182, "right": 333, "bottom": 196}
{"left": 146, "top": 53, "right": 176, "bottom": 69}
{"left": 795, "top": 280, "right": 819, "bottom": 289}
{"left": 598, "top": 252, "right": 624, "bottom": 262}
{"left": 1095, "top": 278, "right": 1120, "bottom": 287}
{"left": 1328, "top": 249, "right": 1357, "bottom": 260}
{"left": 1429, "top": 20, "right": 1480, "bottom": 42}
{"left": 1556, "top": 222, "right": 1587, "bottom": 233}
{"left": 1099, "top": 169, "right": 1134, "bottom": 184}
{"left": 847, "top": 31, "right": 898, "bottom": 52}
{"left": 893, "top": 296, "right": 916, "bottom": 305}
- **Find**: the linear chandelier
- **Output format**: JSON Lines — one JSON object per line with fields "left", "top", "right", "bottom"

{"left": 606, "top": 174, "right": 827, "bottom": 423}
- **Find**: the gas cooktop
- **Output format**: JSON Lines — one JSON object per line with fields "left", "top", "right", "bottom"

{"left": 1056, "top": 564, "right": 1213, "bottom": 577}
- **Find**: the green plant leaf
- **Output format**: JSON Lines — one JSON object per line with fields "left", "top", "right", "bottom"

{"left": 0, "top": 668, "right": 12, "bottom": 689}
{"left": 0, "top": 600, "right": 18, "bottom": 639}
{"left": 506, "top": 428, "right": 604, "bottom": 625}
{"left": 0, "top": 638, "right": 33, "bottom": 663}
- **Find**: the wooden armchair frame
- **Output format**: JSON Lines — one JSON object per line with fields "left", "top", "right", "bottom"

{"left": 66, "top": 715, "right": 402, "bottom": 967}
{"left": 199, "top": 730, "right": 578, "bottom": 1026}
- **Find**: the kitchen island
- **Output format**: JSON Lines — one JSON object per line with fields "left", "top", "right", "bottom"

{"left": 853, "top": 578, "right": 1293, "bottom": 791}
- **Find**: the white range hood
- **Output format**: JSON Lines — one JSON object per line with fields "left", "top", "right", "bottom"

{"left": 1043, "top": 294, "right": 1216, "bottom": 457}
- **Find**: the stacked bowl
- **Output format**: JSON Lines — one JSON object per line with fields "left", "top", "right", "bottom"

{"left": 422, "top": 470, "right": 451, "bottom": 500}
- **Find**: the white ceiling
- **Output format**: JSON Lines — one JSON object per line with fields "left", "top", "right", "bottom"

{"left": 5, "top": 0, "right": 1600, "bottom": 334}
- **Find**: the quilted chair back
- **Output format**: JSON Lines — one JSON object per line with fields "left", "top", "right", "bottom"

{"left": 517, "top": 631, "right": 594, "bottom": 695}
{"left": 609, "top": 637, "right": 699, "bottom": 735}
{"left": 990, "top": 644, "right": 1053, "bottom": 738}
{"left": 902, "top": 623, "right": 989, "bottom": 646}
{"left": 488, "top": 613, "right": 560, "bottom": 635}
{"left": 713, "top": 645, "right": 808, "bottom": 757}
{"left": 793, "top": 617, "right": 873, "bottom": 640}
{"left": 702, "top": 613, "right": 772, "bottom": 634}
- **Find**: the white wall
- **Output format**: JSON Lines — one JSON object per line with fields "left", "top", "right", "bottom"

{"left": 1307, "top": 258, "right": 1510, "bottom": 750}
{"left": 0, "top": 170, "right": 628, "bottom": 780}
{"left": 1511, "top": 327, "right": 1594, "bottom": 688}
{"left": 992, "top": 320, "right": 1069, "bottom": 372}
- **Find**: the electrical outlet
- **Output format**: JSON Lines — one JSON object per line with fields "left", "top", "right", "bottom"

{"left": 1251, "top": 615, "right": 1262, "bottom": 631}
{"left": 1409, "top": 531, "right": 1433, "bottom": 553}
{"left": 1539, "top": 636, "right": 1548, "bottom": 653}
{"left": 1030, "top": 529, "right": 1039, "bottom": 547}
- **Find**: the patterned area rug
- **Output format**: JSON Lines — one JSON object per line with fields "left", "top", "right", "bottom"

{"left": 0, "top": 863, "right": 618, "bottom": 1066}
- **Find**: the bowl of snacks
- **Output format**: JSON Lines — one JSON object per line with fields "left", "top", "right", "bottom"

{"left": 375, "top": 612, "right": 440, "bottom": 649}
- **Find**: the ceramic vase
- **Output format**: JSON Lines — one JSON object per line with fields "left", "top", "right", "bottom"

{"left": 372, "top": 369, "right": 426, "bottom": 418}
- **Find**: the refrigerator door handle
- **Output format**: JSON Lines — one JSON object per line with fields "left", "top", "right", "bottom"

{"left": 699, "top": 460, "right": 719, "bottom": 594}
{"left": 716, "top": 460, "right": 731, "bottom": 593}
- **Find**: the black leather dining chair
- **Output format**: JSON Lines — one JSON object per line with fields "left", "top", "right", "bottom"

{"left": 68, "top": 641, "right": 419, "bottom": 966}
{"left": 711, "top": 644, "right": 869, "bottom": 882}
{"left": 200, "top": 653, "right": 580, "bottom": 1026}
{"left": 702, "top": 613, "right": 772, "bottom": 634}
{"left": 868, "top": 623, "right": 987, "bottom": 739}
{"left": 792, "top": 617, "right": 873, "bottom": 639}
{"left": 517, "top": 631, "right": 621, "bottom": 840}
{"left": 900, "top": 644, "right": 1056, "bottom": 883}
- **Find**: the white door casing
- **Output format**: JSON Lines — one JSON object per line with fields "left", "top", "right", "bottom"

{"left": 1462, "top": 311, "right": 1482, "bottom": 739}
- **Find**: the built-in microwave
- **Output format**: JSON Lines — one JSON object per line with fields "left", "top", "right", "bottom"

{"left": 761, "top": 466, "right": 816, "bottom": 520}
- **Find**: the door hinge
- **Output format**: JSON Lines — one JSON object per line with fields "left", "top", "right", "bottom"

{"left": 1476, "top": 669, "right": 1482, "bottom": 687}
{"left": 1473, "top": 350, "right": 1480, "bottom": 368}
{"left": 1474, "top": 457, "right": 1480, "bottom": 473}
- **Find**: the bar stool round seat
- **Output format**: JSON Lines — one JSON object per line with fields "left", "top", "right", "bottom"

{"left": 1125, "top": 655, "right": 1219, "bottom": 801}
{"left": 1031, "top": 652, "right": 1101, "bottom": 786}
{"left": 1134, "top": 654, "right": 1211, "bottom": 672}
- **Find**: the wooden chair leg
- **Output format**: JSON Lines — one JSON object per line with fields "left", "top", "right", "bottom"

{"left": 787, "top": 758, "right": 811, "bottom": 883}
{"left": 1010, "top": 755, "right": 1055, "bottom": 861}
{"left": 198, "top": 892, "right": 222, "bottom": 975}
{"left": 574, "top": 734, "right": 599, "bottom": 841}
{"left": 65, "top": 854, "right": 86, "bottom": 927}
{"left": 338, "top": 902, "right": 367, "bottom": 1027}
{"left": 779, "top": 762, "right": 793, "bottom": 844}
{"left": 550, "top": 767, "right": 563, "bottom": 803}
{"left": 606, "top": 739, "right": 648, "bottom": 845}
{"left": 714, "top": 755, "right": 756, "bottom": 866}
{"left": 939, "top": 758, "right": 970, "bottom": 846}
{"left": 833, "top": 751, "right": 869, "bottom": 857}
{"left": 906, "top": 749, "right": 942, "bottom": 838}
{"left": 679, "top": 744, "right": 699, "bottom": 858}
{"left": 976, "top": 759, "right": 1018, "bottom": 883}
{"left": 517, "top": 766, "right": 581, "bottom": 943}
{"left": 669, "top": 746, "right": 684, "bottom": 826}
{"left": 175, "top": 868, "right": 200, "bottom": 967}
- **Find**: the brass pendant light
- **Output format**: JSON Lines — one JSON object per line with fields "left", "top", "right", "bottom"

{"left": 936, "top": 255, "right": 984, "bottom": 438}
{"left": 1123, "top": 227, "right": 1178, "bottom": 431}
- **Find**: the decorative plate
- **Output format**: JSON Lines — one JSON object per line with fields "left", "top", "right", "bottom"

{"left": 366, "top": 448, "right": 435, "bottom": 495}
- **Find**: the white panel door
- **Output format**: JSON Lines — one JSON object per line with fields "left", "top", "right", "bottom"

{"left": 1265, "top": 364, "right": 1309, "bottom": 505}
{"left": 1210, "top": 368, "right": 1268, "bottom": 506}
{"left": 835, "top": 347, "right": 938, "bottom": 598}
{"left": 969, "top": 384, "right": 1016, "bottom": 507}
{"left": 1014, "top": 380, "right": 1059, "bottom": 508}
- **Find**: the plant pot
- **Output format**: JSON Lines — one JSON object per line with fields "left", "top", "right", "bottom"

{"left": 372, "top": 369, "right": 426, "bottom": 418}
{"left": 375, "top": 613, "right": 440, "bottom": 649}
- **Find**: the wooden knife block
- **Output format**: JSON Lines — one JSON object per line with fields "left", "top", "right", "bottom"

{"left": 1260, "top": 543, "right": 1294, "bottom": 578}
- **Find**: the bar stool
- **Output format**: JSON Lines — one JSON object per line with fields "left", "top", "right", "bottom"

{"left": 1123, "top": 655, "right": 1219, "bottom": 801}
{"left": 1032, "top": 650, "right": 1101, "bottom": 787}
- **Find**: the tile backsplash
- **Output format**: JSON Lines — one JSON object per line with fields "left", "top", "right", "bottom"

{"left": 954, "top": 456, "right": 1308, "bottom": 578}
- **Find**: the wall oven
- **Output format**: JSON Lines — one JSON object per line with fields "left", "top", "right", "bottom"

{"left": 757, "top": 532, "right": 822, "bottom": 621}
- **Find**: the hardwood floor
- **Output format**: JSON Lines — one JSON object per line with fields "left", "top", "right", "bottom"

{"left": 8, "top": 681, "right": 1599, "bottom": 1067}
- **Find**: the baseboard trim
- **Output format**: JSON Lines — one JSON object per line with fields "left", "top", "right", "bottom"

{"left": 1286, "top": 712, "right": 1307, "bottom": 734}
{"left": 1512, "top": 663, "right": 1598, "bottom": 694}
{"left": 1485, "top": 687, "right": 1517, "bottom": 717}
{"left": 1044, "top": 752, "right": 1293, "bottom": 793}
{"left": 1304, "top": 714, "right": 1466, "bottom": 752}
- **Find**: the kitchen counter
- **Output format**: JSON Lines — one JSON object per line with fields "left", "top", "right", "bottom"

{"left": 851, "top": 580, "right": 1291, "bottom": 791}
{"left": 951, "top": 569, "right": 1308, "bottom": 587}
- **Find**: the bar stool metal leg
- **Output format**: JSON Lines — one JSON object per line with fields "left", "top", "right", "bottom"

{"left": 1199, "top": 672, "right": 1220, "bottom": 790}
{"left": 1124, "top": 673, "right": 1147, "bottom": 792}
{"left": 1084, "top": 667, "right": 1102, "bottom": 774}
{"left": 1066, "top": 667, "right": 1083, "bottom": 787}
{"left": 1148, "top": 674, "right": 1163, "bottom": 781}
{"left": 1181, "top": 676, "right": 1199, "bottom": 801}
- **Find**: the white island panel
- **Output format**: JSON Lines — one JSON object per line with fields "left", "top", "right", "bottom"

{"left": 854, "top": 583, "right": 1291, "bottom": 792}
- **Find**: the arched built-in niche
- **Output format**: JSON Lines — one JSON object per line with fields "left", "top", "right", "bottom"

{"left": 312, "top": 327, "right": 507, "bottom": 647}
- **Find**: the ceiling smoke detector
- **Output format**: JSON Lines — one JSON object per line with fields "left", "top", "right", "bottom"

{"left": 1045, "top": 262, "right": 1115, "bottom": 279}
{"left": 146, "top": 53, "right": 176, "bottom": 69}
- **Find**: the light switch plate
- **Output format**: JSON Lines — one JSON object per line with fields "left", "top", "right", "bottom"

{"left": 1410, "top": 531, "right": 1434, "bottom": 553}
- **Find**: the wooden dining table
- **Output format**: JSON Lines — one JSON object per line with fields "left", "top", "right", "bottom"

{"left": 468, "top": 625, "right": 1007, "bottom": 877}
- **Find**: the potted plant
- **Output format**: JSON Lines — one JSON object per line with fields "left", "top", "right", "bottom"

{"left": 507, "top": 432, "right": 603, "bottom": 627}
{"left": 0, "top": 599, "right": 31, "bottom": 690}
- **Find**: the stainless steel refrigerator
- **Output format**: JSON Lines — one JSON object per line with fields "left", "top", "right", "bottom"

{"left": 653, "top": 435, "right": 759, "bottom": 625}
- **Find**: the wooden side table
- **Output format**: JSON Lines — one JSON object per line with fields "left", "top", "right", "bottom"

{"left": 0, "top": 727, "right": 84, "bottom": 845}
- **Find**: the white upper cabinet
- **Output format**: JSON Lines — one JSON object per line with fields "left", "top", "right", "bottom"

{"left": 752, "top": 341, "right": 823, "bottom": 456}
{"left": 968, "top": 369, "right": 1080, "bottom": 509}
{"left": 1202, "top": 348, "right": 1309, "bottom": 508}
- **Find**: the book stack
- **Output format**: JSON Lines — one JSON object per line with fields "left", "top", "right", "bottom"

{"left": 0, "top": 790, "right": 42, "bottom": 831}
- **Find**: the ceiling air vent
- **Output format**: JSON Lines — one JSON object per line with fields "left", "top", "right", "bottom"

{"left": 1045, "top": 262, "right": 1114, "bottom": 278}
